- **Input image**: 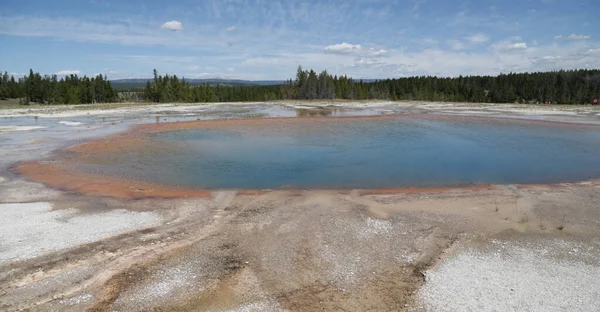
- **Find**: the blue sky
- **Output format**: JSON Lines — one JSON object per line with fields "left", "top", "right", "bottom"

{"left": 0, "top": 0, "right": 598, "bottom": 80}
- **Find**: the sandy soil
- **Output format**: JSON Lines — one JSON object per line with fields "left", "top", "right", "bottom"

{"left": 1, "top": 102, "right": 600, "bottom": 311}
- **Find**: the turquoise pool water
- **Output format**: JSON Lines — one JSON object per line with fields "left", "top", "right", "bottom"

{"left": 83, "top": 117, "right": 600, "bottom": 189}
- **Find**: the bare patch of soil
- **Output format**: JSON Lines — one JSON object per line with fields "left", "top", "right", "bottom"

{"left": 2, "top": 183, "right": 599, "bottom": 311}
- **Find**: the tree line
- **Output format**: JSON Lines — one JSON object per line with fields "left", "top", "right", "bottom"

{"left": 143, "top": 66, "right": 600, "bottom": 104}
{"left": 2, "top": 67, "right": 599, "bottom": 105}
{"left": 141, "top": 69, "right": 281, "bottom": 103}
{"left": 0, "top": 69, "right": 118, "bottom": 104}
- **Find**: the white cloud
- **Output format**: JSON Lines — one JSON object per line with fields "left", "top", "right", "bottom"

{"left": 555, "top": 34, "right": 591, "bottom": 40}
{"left": 187, "top": 65, "right": 200, "bottom": 71}
{"left": 352, "top": 57, "right": 385, "bottom": 67}
{"left": 507, "top": 42, "right": 528, "bottom": 50}
{"left": 367, "top": 48, "right": 388, "bottom": 56}
{"left": 448, "top": 40, "right": 465, "bottom": 50}
{"left": 539, "top": 55, "right": 562, "bottom": 61}
{"left": 492, "top": 39, "right": 528, "bottom": 51}
{"left": 160, "top": 21, "right": 183, "bottom": 31}
{"left": 324, "top": 42, "right": 362, "bottom": 54}
{"left": 104, "top": 41, "right": 600, "bottom": 80}
{"left": 567, "top": 34, "right": 591, "bottom": 40}
{"left": 466, "top": 33, "right": 490, "bottom": 43}
{"left": 227, "top": 26, "right": 236, "bottom": 31}
{"left": 55, "top": 70, "right": 81, "bottom": 75}
{"left": 323, "top": 43, "right": 387, "bottom": 58}
{"left": 384, "top": 43, "right": 596, "bottom": 77}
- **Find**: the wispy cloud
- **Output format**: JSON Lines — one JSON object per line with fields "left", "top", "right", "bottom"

{"left": 555, "top": 34, "right": 591, "bottom": 40}
{"left": 0, "top": 0, "right": 598, "bottom": 80}
{"left": 465, "top": 33, "right": 490, "bottom": 43}
{"left": 448, "top": 40, "right": 465, "bottom": 50}
{"left": 93, "top": 40, "right": 600, "bottom": 79}
{"left": 0, "top": 16, "right": 185, "bottom": 46}
{"left": 351, "top": 58, "right": 386, "bottom": 67}
{"left": 323, "top": 43, "right": 388, "bottom": 57}
{"left": 412, "top": 0, "right": 427, "bottom": 18}
{"left": 56, "top": 70, "right": 81, "bottom": 75}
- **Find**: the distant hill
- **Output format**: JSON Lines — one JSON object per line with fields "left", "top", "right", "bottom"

{"left": 110, "top": 78, "right": 286, "bottom": 91}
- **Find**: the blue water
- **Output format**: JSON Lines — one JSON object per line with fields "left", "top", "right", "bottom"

{"left": 86, "top": 117, "right": 600, "bottom": 189}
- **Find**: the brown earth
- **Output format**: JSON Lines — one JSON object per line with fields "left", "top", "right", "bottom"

{"left": 2, "top": 183, "right": 600, "bottom": 311}
{"left": 3, "top": 114, "right": 600, "bottom": 311}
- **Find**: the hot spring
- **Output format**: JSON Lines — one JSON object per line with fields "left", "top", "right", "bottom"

{"left": 56, "top": 115, "right": 600, "bottom": 191}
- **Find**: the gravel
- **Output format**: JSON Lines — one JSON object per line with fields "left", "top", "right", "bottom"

{"left": 418, "top": 237, "right": 600, "bottom": 311}
{"left": 10, "top": 266, "right": 94, "bottom": 300}
{"left": 114, "top": 261, "right": 207, "bottom": 310}
{"left": 59, "top": 293, "right": 94, "bottom": 306}
{"left": 226, "top": 300, "right": 284, "bottom": 312}
{"left": 317, "top": 214, "right": 420, "bottom": 290}
{"left": 0, "top": 202, "right": 161, "bottom": 264}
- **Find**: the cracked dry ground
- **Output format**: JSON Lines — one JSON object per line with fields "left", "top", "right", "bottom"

{"left": 2, "top": 183, "right": 600, "bottom": 311}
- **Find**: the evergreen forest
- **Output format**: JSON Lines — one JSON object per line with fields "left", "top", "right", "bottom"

{"left": 1, "top": 67, "right": 599, "bottom": 105}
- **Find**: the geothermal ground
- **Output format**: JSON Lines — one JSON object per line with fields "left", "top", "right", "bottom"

{"left": 1, "top": 101, "right": 600, "bottom": 311}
